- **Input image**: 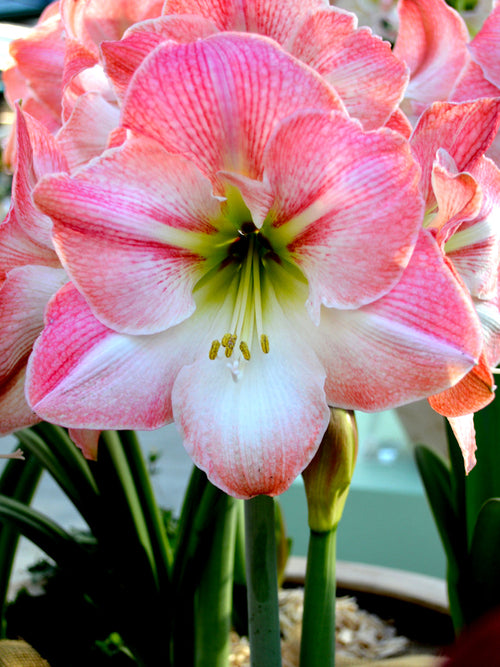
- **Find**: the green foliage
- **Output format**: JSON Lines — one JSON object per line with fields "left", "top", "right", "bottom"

{"left": 416, "top": 393, "right": 500, "bottom": 632}
{"left": 0, "top": 425, "right": 291, "bottom": 666}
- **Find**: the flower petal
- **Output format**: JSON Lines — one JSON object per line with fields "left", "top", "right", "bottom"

{"left": 411, "top": 99, "right": 500, "bottom": 208}
{"left": 468, "top": 3, "right": 500, "bottom": 89}
{"left": 263, "top": 110, "right": 422, "bottom": 320}
{"left": 27, "top": 283, "right": 196, "bottom": 429}
{"left": 172, "top": 286, "right": 330, "bottom": 498}
{"left": 56, "top": 92, "right": 120, "bottom": 172}
{"left": 428, "top": 352, "right": 494, "bottom": 417}
{"left": 289, "top": 8, "right": 408, "bottom": 129}
{"left": 393, "top": 0, "right": 469, "bottom": 115}
{"left": 34, "top": 136, "right": 223, "bottom": 335}
{"left": 122, "top": 32, "right": 344, "bottom": 181}
{"left": 164, "top": 0, "right": 327, "bottom": 41}
{"left": 447, "top": 414, "right": 477, "bottom": 473}
{"left": 0, "top": 265, "right": 67, "bottom": 432}
{"left": 101, "top": 15, "right": 218, "bottom": 101}
{"left": 284, "top": 230, "right": 482, "bottom": 410}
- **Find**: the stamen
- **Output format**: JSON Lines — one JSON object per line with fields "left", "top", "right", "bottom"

{"left": 209, "top": 340, "right": 220, "bottom": 360}
{"left": 225, "top": 334, "right": 237, "bottom": 357}
{"left": 239, "top": 341, "right": 251, "bottom": 360}
{"left": 208, "top": 232, "right": 271, "bottom": 363}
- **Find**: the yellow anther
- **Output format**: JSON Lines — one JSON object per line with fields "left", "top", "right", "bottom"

{"left": 260, "top": 334, "right": 270, "bottom": 354}
{"left": 221, "top": 333, "right": 231, "bottom": 347}
{"left": 225, "top": 335, "right": 237, "bottom": 357}
{"left": 209, "top": 340, "right": 221, "bottom": 360}
{"left": 239, "top": 341, "right": 251, "bottom": 360}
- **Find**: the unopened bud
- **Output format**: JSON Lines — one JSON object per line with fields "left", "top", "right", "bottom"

{"left": 302, "top": 408, "right": 357, "bottom": 532}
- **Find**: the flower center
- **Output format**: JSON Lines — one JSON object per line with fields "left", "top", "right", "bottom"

{"left": 209, "top": 225, "right": 270, "bottom": 367}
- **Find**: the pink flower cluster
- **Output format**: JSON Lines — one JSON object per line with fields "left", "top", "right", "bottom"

{"left": 1, "top": 0, "right": 499, "bottom": 497}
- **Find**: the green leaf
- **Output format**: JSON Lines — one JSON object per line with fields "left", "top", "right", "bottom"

{"left": 415, "top": 445, "right": 465, "bottom": 566}
{"left": 0, "top": 453, "right": 44, "bottom": 636}
{"left": 0, "top": 495, "right": 88, "bottom": 569}
{"left": 15, "top": 426, "right": 99, "bottom": 527}
{"left": 468, "top": 498, "right": 500, "bottom": 615}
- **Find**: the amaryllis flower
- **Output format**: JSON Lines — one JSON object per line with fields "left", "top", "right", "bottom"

{"left": 29, "top": 35, "right": 481, "bottom": 497}
{"left": 409, "top": 98, "right": 500, "bottom": 469}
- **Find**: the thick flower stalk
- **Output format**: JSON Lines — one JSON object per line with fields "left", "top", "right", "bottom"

{"left": 25, "top": 33, "right": 482, "bottom": 498}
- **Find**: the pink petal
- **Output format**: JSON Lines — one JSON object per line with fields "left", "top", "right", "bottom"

{"left": 297, "top": 230, "right": 482, "bottom": 410}
{"left": 101, "top": 15, "right": 218, "bottom": 101}
{"left": 384, "top": 108, "right": 413, "bottom": 139}
{"left": 444, "top": 157, "right": 500, "bottom": 300}
{"left": 289, "top": 8, "right": 408, "bottom": 129}
{"left": 447, "top": 414, "right": 477, "bottom": 473}
{"left": 411, "top": 99, "right": 500, "bottom": 208}
{"left": 11, "top": 106, "right": 68, "bottom": 252}
{"left": 27, "top": 283, "right": 194, "bottom": 429}
{"left": 69, "top": 428, "right": 100, "bottom": 460}
{"left": 428, "top": 352, "right": 494, "bottom": 417}
{"left": 468, "top": 3, "right": 500, "bottom": 89}
{"left": 56, "top": 92, "right": 120, "bottom": 172}
{"left": 33, "top": 136, "right": 221, "bottom": 334}
{"left": 0, "top": 207, "right": 59, "bottom": 279}
{"left": 0, "top": 265, "right": 67, "bottom": 433}
{"left": 172, "top": 287, "right": 330, "bottom": 498}
{"left": 122, "top": 33, "right": 344, "bottom": 182}
{"left": 429, "top": 149, "right": 482, "bottom": 241}
{"left": 164, "top": 0, "right": 327, "bottom": 42}
{"left": 0, "top": 366, "right": 40, "bottom": 435}
{"left": 394, "top": 0, "right": 469, "bottom": 115}
{"left": 61, "top": 0, "right": 165, "bottom": 58}
{"left": 8, "top": 8, "right": 65, "bottom": 119}
{"left": 263, "top": 110, "right": 422, "bottom": 320}
{"left": 451, "top": 59, "right": 500, "bottom": 103}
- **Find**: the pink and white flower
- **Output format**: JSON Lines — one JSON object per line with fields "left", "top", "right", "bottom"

{"left": 27, "top": 34, "right": 481, "bottom": 497}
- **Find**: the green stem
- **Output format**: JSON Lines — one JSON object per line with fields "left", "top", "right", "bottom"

{"left": 195, "top": 494, "right": 237, "bottom": 667}
{"left": 300, "top": 527, "right": 337, "bottom": 667}
{"left": 244, "top": 495, "right": 282, "bottom": 667}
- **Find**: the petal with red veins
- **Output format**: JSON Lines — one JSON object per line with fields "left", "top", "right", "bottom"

{"left": 164, "top": 0, "right": 327, "bottom": 41}
{"left": 283, "top": 230, "right": 482, "bottom": 410}
{"left": 444, "top": 157, "right": 500, "bottom": 300}
{"left": 263, "top": 110, "right": 422, "bottom": 320}
{"left": 172, "top": 285, "right": 330, "bottom": 499}
{"left": 60, "top": 0, "right": 165, "bottom": 57}
{"left": 34, "top": 136, "right": 221, "bottom": 335}
{"left": 0, "top": 265, "right": 67, "bottom": 433}
{"left": 289, "top": 8, "right": 408, "bottom": 129}
{"left": 450, "top": 59, "right": 500, "bottom": 103}
{"left": 27, "top": 283, "right": 199, "bottom": 429}
{"left": 429, "top": 149, "right": 482, "bottom": 241}
{"left": 12, "top": 106, "right": 68, "bottom": 251}
{"left": 8, "top": 9, "right": 65, "bottom": 118}
{"left": 411, "top": 99, "right": 500, "bottom": 208}
{"left": 468, "top": 4, "right": 500, "bottom": 89}
{"left": 122, "top": 33, "right": 344, "bottom": 181}
{"left": 101, "top": 15, "right": 218, "bottom": 101}
{"left": 428, "top": 352, "right": 495, "bottom": 418}
{"left": 56, "top": 92, "right": 120, "bottom": 172}
{"left": 0, "top": 207, "right": 59, "bottom": 279}
{"left": 393, "top": 0, "right": 469, "bottom": 115}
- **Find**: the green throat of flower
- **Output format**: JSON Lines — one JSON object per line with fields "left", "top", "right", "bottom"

{"left": 209, "top": 229, "right": 271, "bottom": 364}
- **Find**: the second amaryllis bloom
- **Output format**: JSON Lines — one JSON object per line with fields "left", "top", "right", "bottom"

{"left": 28, "top": 34, "right": 481, "bottom": 498}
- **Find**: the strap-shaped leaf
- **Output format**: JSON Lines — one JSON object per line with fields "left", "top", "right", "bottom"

{"left": 415, "top": 444, "right": 466, "bottom": 567}
{"left": 469, "top": 498, "right": 500, "bottom": 596}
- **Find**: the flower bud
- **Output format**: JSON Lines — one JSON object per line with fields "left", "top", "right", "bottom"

{"left": 302, "top": 407, "right": 358, "bottom": 533}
